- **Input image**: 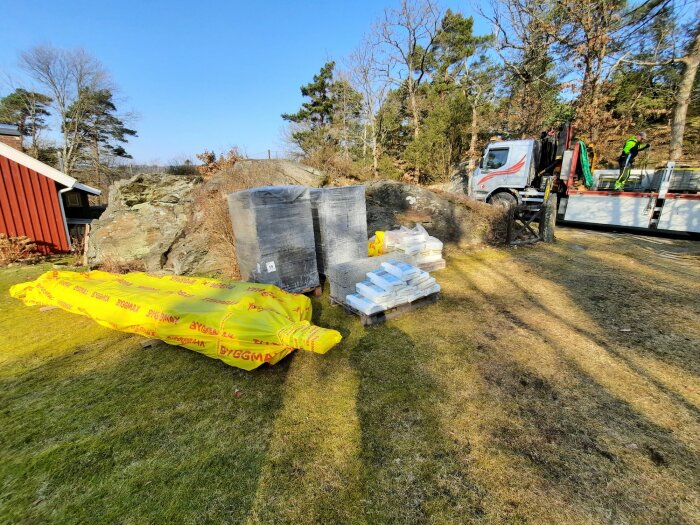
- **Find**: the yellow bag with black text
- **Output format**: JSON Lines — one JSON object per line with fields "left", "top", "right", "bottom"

{"left": 10, "top": 270, "right": 342, "bottom": 371}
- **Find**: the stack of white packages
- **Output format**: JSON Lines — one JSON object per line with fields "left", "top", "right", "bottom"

{"left": 382, "top": 225, "right": 446, "bottom": 271}
{"left": 345, "top": 259, "right": 441, "bottom": 315}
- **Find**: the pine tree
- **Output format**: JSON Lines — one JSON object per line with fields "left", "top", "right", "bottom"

{"left": 282, "top": 61, "right": 337, "bottom": 154}
{"left": 0, "top": 88, "right": 52, "bottom": 156}
{"left": 67, "top": 88, "right": 136, "bottom": 185}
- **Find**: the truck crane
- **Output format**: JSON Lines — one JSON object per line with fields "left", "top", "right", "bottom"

{"left": 467, "top": 125, "right": 700, "bottom": 234}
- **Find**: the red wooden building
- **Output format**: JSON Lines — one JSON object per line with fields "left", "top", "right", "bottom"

{"left": 0, "top": 141, "right": 101, "bottom": 254}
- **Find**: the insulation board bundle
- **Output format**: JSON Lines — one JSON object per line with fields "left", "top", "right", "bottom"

{"left": 345, "top": 260, "right": 440, "bottom": 316}
{"left": 310, "top": 186, "right": 368, "bottom": 275}
{"left": 326, "top": 252, "right": 415, "bottom": 304}
{"left": 381, "top": 224, "right": 446, "bottom": 271}
{"left": 228, "top": 186, "right": 319, "bottom": 293}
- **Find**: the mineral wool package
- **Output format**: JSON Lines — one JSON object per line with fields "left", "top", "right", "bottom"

{"left": 346, "top": 260, "right": 441, "bottom": 316}
{"left": 228, "top": 186, "right": 320, "bottom": 293}
{"left": 369, "top": 224, "right": 446, "bottom": 271}
{"left": 310, "top": 186, "right": 368, "bottom": 275}
{"left": 10, "top": 271, "right": 342, "bottom": 371}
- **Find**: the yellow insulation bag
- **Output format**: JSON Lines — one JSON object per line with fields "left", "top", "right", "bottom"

{"left": 368, "top": 231, "right": 385, "bottom": 256}
{"left": 10, "top": 271, "right": 342, "bottom": 371}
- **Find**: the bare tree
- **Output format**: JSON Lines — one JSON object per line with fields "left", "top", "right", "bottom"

{"left": 348, "top": 36, "right": 392, "bottom": 176}
{"left": 19, "top": 46, "right": 110, "bottom": 174}
{"left": 378, "top": 0, "right": 442, "bottom": 139}
{"left": 482, "top": 0, "right": 561, "bottom": 137}
{"left": 669, "top": 23, "right": 699, "bottom": 160}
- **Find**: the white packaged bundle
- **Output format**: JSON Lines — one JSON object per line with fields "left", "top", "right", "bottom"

{"left": 381, "top": 260, "right": 421, "bottom": 281}
{"left": 421, "top": 283, "right": 441, "bottom": 296}
{"left": 416, "top": 252, "right": 444, "bottom": 265}
{"left": 356, "top": 280, "right": 392, "bottom": 302}
{"left": 415, "top": 276, "right": 437, "bottom": 290}
{"left": 425, "top": 236, "right": 443, "bottom": 252}
{"left": 346, "top": 293, "right": 386, "bottom": 315}
{"left": 367, "top": 270, "right": 404, "bottom": 291}
{"left": 397, "top": 242, "right": 424, "bottom": 256}
{"left": 401, "top": 225, "right": 428, "bottom": 243}
{"left": 375, "top": 224, "right": 445, "bottom": 272}
{"left": 407, "top": 270, "right": 431, "bottom": 286}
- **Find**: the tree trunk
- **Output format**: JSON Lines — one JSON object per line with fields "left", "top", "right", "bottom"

{"left": 669, "top": 27, "right": 700, "bottom": 162}
{"left": 362, "top": 119, "right": 368, "bottom": 159}
{"left": 409, "top": 90, "right": 420, "bottom": 138}
{"left": 371, "top": 119, "right": 379, "bottom": 177}
{"left": 467, "top": 97, "right": 479, "bottom": 172}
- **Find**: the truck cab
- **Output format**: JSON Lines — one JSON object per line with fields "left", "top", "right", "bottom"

{"left": 468, "top": 139, "right": 537, "bottom": 206}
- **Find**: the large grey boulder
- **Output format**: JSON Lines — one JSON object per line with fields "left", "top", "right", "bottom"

{"left": 364, "top": 180, "right": 507, "bottom": 247}
{"left": 87, "top": 174, "right": 201, "bottom": 271}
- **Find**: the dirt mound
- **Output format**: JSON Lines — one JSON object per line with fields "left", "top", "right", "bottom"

{"left": 365, "top": 180, "right": 508, "bottom": 246}
{"left": 223, "top": 160, "right": 326, "bottom": 187}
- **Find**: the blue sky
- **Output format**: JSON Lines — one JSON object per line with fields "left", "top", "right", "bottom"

{"left": 1, "top": 0, "right": 491, "bottom": 164}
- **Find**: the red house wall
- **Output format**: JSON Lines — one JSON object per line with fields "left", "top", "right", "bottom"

{"left": 0, "top": 154, "right": 70, "bottom": 254}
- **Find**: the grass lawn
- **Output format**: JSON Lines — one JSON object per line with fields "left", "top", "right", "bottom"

{"left": 1, "top": 228, "right": 698, "bottom": 524}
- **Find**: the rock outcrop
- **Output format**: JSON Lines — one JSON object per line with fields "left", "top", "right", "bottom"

{"left": 88, "top": 161, "right": 326, "bottom": 275}
{"left": 87, "top": 174, "right": 201, "bottom": 272}
{"left": 364, "top": 180, "right": 507, "bottom": 247}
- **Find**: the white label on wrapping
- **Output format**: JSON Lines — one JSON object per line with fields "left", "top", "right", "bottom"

{"left": 266, "top": 261, "right": 276, "bottom": 273}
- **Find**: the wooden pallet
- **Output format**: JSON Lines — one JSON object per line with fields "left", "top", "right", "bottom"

{"left": 299, "top": 286, "right": 323, "bottom": 297}
{"left": 342, "top": 292, "right": 440, "bottom": 326}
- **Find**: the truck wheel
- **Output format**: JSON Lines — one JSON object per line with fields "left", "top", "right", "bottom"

{"left": 488, "top": 192, "right": 517, "bottom": 208}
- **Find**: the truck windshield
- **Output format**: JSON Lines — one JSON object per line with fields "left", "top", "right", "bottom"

{"left": 484, "top": 148, "right": 509, "bottom": 170}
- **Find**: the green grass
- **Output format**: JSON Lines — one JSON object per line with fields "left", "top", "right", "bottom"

{"left": 1, "top": 229, "right": 698, "bottom": 524}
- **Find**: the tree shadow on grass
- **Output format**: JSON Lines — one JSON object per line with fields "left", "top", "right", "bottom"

{"left": 0, "top": 334, "right": 293, "bottom": 525}
{"left": 349, "top": 325, "right": 487, "bottom": 524}
{"left": 447, "top": 254, "right": 699, "bottom": 524}
{"left": 477, "top": 354, "right": 697, "bottom": 524}
{"left": 471, "top": 250, "right": 700, "bottom": 421}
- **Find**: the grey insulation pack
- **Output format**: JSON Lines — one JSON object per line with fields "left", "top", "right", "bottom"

{"left": 310, "top": 186, "right": 368, "bottom": 275}
{"left": 227, "top": 186, "right": 320, "bottom": 293}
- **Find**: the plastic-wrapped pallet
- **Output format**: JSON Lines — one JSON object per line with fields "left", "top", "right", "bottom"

{"left": 228, "top": 186, "right": 320, "bottom": 293}
{"left": 327, "top": 253, "right": 415, "bottom": 304}
{"left": 310, "top": 186, "right": 368, "bottom": 275}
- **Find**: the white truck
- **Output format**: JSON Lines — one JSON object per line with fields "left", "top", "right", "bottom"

{"left": 467, "top": 127, "right": 700, "bottom": 234}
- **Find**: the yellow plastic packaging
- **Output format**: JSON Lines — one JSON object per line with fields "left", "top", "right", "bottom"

{"left": 10, "top": 270, "right": 342, "bottom": 371}
{"left": 368, "top": 231, "right": 385, "bottom": 256}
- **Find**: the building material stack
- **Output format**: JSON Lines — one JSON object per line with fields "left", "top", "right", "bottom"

{"left": 345, "top": 260, "right": 440, "bottom": 316}
{"left": 228, "top": 186, "right": 319, "bottom": 293}
{"left": 382, "top": 225, "right": 446, "bottom": 271}
{"left": 310, "top": 186, "right": 367, "bottom": 275}
{"left": 326, "top": 252, "right": 416, "bottom": 304}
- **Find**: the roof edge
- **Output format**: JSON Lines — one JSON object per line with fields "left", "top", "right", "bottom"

{"left": 0, "top": 141, "right": 101, "bottom": 195}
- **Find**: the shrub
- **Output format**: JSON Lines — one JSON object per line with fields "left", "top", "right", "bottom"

{"left": 0, "top": 235, "right": 40, "bottom": 266}
{"left": 166, "top": 164, "right": 199, "bottom": 176}
{"left": 97, "top": 256, "right": 146, "bottom": 274}
{"left": 196, "top": 148, "right": 243, "bottom": 178}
